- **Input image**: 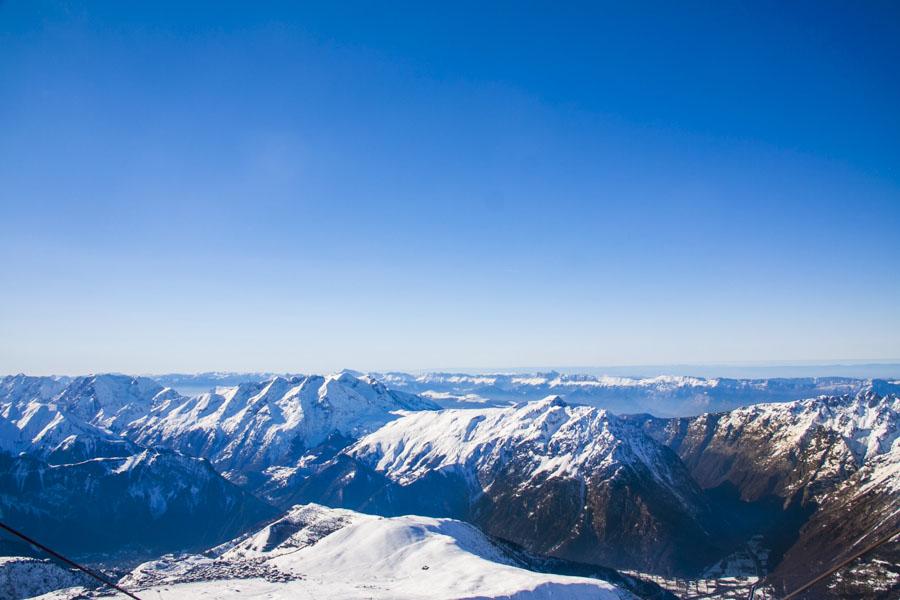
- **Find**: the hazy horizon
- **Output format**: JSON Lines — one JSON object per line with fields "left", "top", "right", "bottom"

{"left": 6, "top": 359, "right": 900, "bottom": 381}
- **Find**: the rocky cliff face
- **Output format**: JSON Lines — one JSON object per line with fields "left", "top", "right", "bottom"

{"left": 637, "top": 389, "right": 896, "bottom": 503}
{"left": 631, "top": 388, "right": 900, "bottom": 597}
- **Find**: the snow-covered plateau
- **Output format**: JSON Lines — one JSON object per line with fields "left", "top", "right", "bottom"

{"left": 39, "top": 504, "right": 649, "bottom": 600}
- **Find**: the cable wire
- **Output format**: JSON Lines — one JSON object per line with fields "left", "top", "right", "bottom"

{"left": 0, "top": 520, "right": 142, "bottom": 600}
{"left": 779, "top": 526, "right": 900, "bottom": 600}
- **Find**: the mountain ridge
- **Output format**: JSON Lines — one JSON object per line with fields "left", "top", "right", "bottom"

{"left": 292, "top": 395, "right": 726, "bottom": 575}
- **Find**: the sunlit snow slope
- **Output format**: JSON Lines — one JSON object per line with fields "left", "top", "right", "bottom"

{"left": 68, "top": 504, "right": 641, "bottom": 600}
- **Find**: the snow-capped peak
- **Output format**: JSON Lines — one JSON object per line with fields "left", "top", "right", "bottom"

{"left": 349, "top": 396, "right": 686, "bottom": 497}
{"left": 714, "top": 389, "right": 899, "bottom": 467}
{"left": 130, "top": 371, "right": 440, "bottom": 476}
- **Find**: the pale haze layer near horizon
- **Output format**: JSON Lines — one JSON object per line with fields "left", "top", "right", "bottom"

{"left": 2, "top": 2, "right": 899, "bottom": 375}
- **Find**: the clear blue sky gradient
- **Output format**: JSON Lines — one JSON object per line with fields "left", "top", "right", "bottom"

{"left": 2, "top": 1, "right": 899, "bottom": 374}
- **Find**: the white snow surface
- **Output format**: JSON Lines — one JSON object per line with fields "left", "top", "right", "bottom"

{"left": 96, "top": 504, "right": 634, "bottom": 600}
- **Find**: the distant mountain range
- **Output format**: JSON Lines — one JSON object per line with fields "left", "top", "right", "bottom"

{"left": 151, "top": 369, "right": 884, "bottom": 416}
{"left": 376, "top": 370, "right": 876, "bottom": 416}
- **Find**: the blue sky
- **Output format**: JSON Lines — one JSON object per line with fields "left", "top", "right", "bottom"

{"left": 1, "top": 1, "right": 899, "bottom": 374}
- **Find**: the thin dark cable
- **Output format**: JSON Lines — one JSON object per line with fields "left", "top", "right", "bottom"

{"left": 0, "top": 521, "right": 142, "bottom": 600}
{"left": 779, "top": 526, "right": 900, "bottom": 600}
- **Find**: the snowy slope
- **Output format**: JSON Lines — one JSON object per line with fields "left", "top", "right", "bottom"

{"left": 707, "top": 389, "right": 898, "bottom": 467}
{"left": 0, "top": 374, "right": 174, "bottom": 463}
{"left": 352, "top": 396, "right": 696, "bottom": 500}
{"left": 51, "top": 374, "right": 180, "bottom": 430}
{"left": 0, "top": 374, "right": 177, "bottom": 430}
{"left": 102, "top": 503, "right": 640, "bottom": 600}
{"left": 0, "top": 395, "right": 139, "bottom": 464}
{"left": 128, "top": 372, "right": 439, "bottom": 481}
{"left": 0, "top": 374, "right": 69, "bottom": 405}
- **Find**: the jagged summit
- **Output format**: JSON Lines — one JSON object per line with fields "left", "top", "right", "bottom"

{"left": 129, "top": 371, "right": 440, "bottom": 479}
{"left": 0, "top": 370, "right": 440, "bottom": 472}
{"left": 350, "top": 395, "right": 664, "bottom": 489}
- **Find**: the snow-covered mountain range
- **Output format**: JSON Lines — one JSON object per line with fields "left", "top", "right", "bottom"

{"left": 0, "top": 374, "right": 276, "bottom": 559}
{"left": 0, "top": 370, "right": 897, "bottom": 598}
{"left": 127, "top": 372, "right": 438, "bottom": 485}
{"left": 150, "top": 370, "right": 878, "bottom": 416}
{"left": 0, "top": 371, "right": 437, "bottom": 560}
{"left": 375, "top": 371, "right": 873, "bottom": 416}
